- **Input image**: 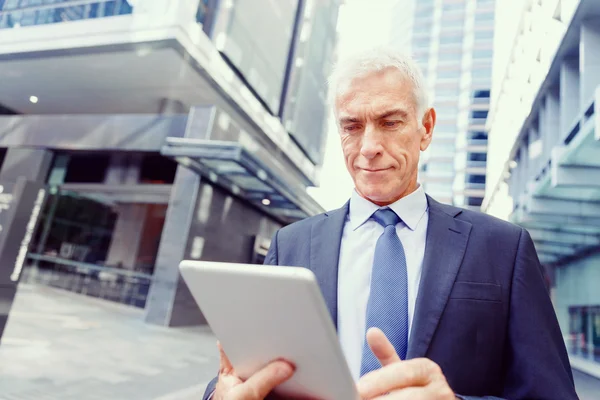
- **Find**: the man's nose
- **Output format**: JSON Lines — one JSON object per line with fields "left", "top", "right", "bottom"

{"left": 360, "top": 126, "right": 383, "bottom": 160}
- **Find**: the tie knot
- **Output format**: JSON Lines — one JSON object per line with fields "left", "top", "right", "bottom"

{"left": 372, "top": 208, "right": 401, "bottom": 228}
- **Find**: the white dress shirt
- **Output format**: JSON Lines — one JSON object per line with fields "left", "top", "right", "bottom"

{"left": 337, "top": 186, "right": 429, "bottom": 382}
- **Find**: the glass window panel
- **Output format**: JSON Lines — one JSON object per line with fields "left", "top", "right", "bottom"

{"left": 438, "top": 52, "right": 462, "bottom": 62}
{"left": 414, "top": 24, "right": 432, "bottom": 35}
{"left": 442, "top": 2, "right": 466, "bottom": 12}
{"left": 28, "top": 190, "right": 167, "bottom": 308}
{"left": 473, "top": 49, "right": 493, "bottom": 60}
{"left": 437, "top": 69, "right": 461, "bottom": 79}
{"left": 474, "top": 29, "right": 494, "bottom": 41}
{"left": 440, "top": 35, "right": 463, "bottom": 45}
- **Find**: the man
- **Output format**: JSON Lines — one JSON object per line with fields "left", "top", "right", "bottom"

{"left": 204, "top": 48, "right": 578, "bottom": 399}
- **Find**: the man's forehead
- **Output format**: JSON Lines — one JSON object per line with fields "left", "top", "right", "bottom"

{"left": 334, "top": 72, "right": 417, "bottom": 116}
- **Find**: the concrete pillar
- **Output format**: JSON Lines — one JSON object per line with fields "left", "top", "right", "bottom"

{"left": 579, "top": 20, "right": 600, "bottom": 107}
{"left": 143, "top": 108, "right": 210, "bottom": 327}
{"left": 560, "top": 58, "right": 580, "bottom": 139}
{"left": 543, "top": 90, "right": 560, "bottom": 162}
{"left": 509, "top": 152, "right": 521, "bottom": 203}
{"left": 0, "top": 149, "right": 51, "bottom": 340}
{"left": 106, "top": 204, "right": 148, "bottom": 270}
{"left": 144, "top": 106, "right": 282, "bottom": 327}
{"left": 587, "top": 309, "right": 594, "bottom": 358}
{"left": 520, "top": 139, "right": 529, "bottom": 193}
{"left": 528, "top": 125, "right": 541, "bottom": 179}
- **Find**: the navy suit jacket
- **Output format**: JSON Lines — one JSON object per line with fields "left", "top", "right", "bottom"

{"left": 203, "top": 196, "right": 578, "bottom": 400}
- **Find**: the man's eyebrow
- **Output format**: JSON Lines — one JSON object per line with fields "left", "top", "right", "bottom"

{"left": 338, "top": 116, "right": 361, "bottom": 125}
{"left": 375, "top": 109, "right": 409, "bottom": 120}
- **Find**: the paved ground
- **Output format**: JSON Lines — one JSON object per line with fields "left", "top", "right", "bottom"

{"left": 574, "top": 369, "right": 600, "bottom": 400}
{"left": 0, "top": 284, "right": 219, "bottom": 400}
{"left": 1, "top": 283, "right": 599, "bottom": 399}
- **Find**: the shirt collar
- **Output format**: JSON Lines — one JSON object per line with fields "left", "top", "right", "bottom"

{"left": 348, "top": 185, "right": 428, "bottom": 231}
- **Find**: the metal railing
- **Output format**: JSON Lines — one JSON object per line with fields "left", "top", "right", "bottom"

{"left": 23, "top": 253, "right": 152, "bottom": 308}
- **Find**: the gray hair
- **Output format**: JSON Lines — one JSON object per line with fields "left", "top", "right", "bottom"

{"left": 328, "top": 47, "right": 429, "bottom": 118}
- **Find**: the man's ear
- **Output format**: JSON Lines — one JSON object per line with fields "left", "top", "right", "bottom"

{"left": 420, "top": 108, "right": 436, "bottom": 151}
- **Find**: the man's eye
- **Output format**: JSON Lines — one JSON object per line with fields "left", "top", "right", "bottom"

{"left": 383, "top": 121, "right": 399, "bottom": 127}
{"left": 344, "top": 125, "right": 360, "bottom": 132}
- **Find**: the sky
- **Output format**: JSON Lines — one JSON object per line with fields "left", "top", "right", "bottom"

{"left": 307, "top": 0, "right": 399, "bottom": 211}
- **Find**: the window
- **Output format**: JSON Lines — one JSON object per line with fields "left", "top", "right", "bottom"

{"left": 471, "top": 68, "right": 490, "bottom": 79}
{"left": 28, "top": 190, "right": 167, "bottom": 308}
{"left": 568, "top": 306, "right": 600, "bottom": 359}
{"left": 473, "top": 49, "right": 493, "bottom": 60}
{"left": 140, "top": 154, "right": 177, "bottom": 184}
{"left": 414, "top": 24, "right": 432, "bottom": 35}
{"left": 413, "top": 36, "right": 431, "bottom": 49}
{"left": 440, "top": 16, "right": 465, "bottom": 29}
{"left": 437, "top": 69, "right": 461, "bottom": 80}
{"left": 416, "top": 5, "right": 435, "bottom": 18}
{"left": 440, "top": 35, "right": 463, "bottom": 45}
{"left": 429, "top": 143, "right": 455, "bottom": 158}
{"left": 64, "top": 153, "right": 110, "bottom": 183}
{"left": 438, "top": 50, "right": 462, "bottom": 62}
{"left": 475, "top": 12, "right": 495, "bottom": 22}
{"left": 442, "top": 2, "right": 466, "bottom": 12}
{"left": 467, "top": 197, "right": 483, "bottom": 206}
{"left": 468, "top": 152, "right": 487, "bottom": 162}
{"left": 473, "top": 89, "right": 491, "bottom": 99}
{"left": 471, "top": 110, "right": 489, "bottom": 119}
{"left": 467, "top": 174, "right": 486, "bottom": 184}
{"left": 436, "top": 86, "right": 460, "bottom": 99}
{"left": 468, "top": 131, "right": 488, "bottom": 140}
{"left": 436, "top": 121, "right": 458, "bottom": 131}
{"left": 427, "top": 163, "right": 455, "bottom": 177}
{"left": 435, "top": 106, "right": 459, "bottom": 118}
{"left": 474, "top": 29, "right": 494, "bottom": 42}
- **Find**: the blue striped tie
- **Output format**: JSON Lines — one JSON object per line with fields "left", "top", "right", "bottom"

{"left": 360, "top": 208, "right": 409, "bottom": 376}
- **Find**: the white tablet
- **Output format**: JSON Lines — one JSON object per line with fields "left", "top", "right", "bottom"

{"left": 179, "top": 260, "right": 359, "bottom": 400}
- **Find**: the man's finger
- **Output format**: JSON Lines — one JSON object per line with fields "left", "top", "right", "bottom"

{"left": 218, "top": 341, "right": 235, "bottom": 374}
{"left": 356, "top": 358, "right": 439, "bottom": 399}
{"left": 366, "top": 327, "right": 402, "bottom": 366}
{"left": 237, "top": 360, "right": 294, "bottom": 400}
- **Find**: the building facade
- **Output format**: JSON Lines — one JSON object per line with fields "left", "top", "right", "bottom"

{"left": 0, "top": 0, "right": 339, "bottom": 327}
{"left": 483, "top": 0, "right": 600, "bottom": 377}
{"left": 391, "top": 0, "right": 495, "bottom": 210}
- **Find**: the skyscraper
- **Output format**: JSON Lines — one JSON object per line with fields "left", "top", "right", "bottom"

{"left": 391, "top": 0, "right": 495, "bottom": 209}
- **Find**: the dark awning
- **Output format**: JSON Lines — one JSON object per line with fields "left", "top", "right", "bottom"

{"left": 161, "top": 137, "right": 324, "bottom": 223}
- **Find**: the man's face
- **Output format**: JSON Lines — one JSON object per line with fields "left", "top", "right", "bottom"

{"left": 335, "top": 68, "right": 435, "bottom": 206}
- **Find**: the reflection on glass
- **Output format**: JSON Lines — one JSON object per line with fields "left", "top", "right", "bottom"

{"left": 23, "top": 188, "right": 167, "bottom": 308}
{"left": 0, "top": 0, "right": 133, "bottom": 29}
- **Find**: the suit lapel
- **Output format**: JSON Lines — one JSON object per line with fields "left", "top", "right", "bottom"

{"left": 407, "top": 196, "right": 472, "bottom": 359}
{"left": 310, "top": 202, "right": 349, "bottom": 330}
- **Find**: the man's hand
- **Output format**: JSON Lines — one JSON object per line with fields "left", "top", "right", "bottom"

{"left": 356, "top": 328, "right": 456, "bottom": 400}
{"left": 213, "top": 342, "right": 295, "bottom": 400}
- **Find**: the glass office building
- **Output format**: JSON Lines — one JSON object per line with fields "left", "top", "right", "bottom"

{"left": 391, "top": 0, "right": 495, "bottom": 209}
{"left": 0, "top": 0, "right": 340, "bottom": 326}
{"left": 484, "top": 0, "right": 600, "bottom": 377}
